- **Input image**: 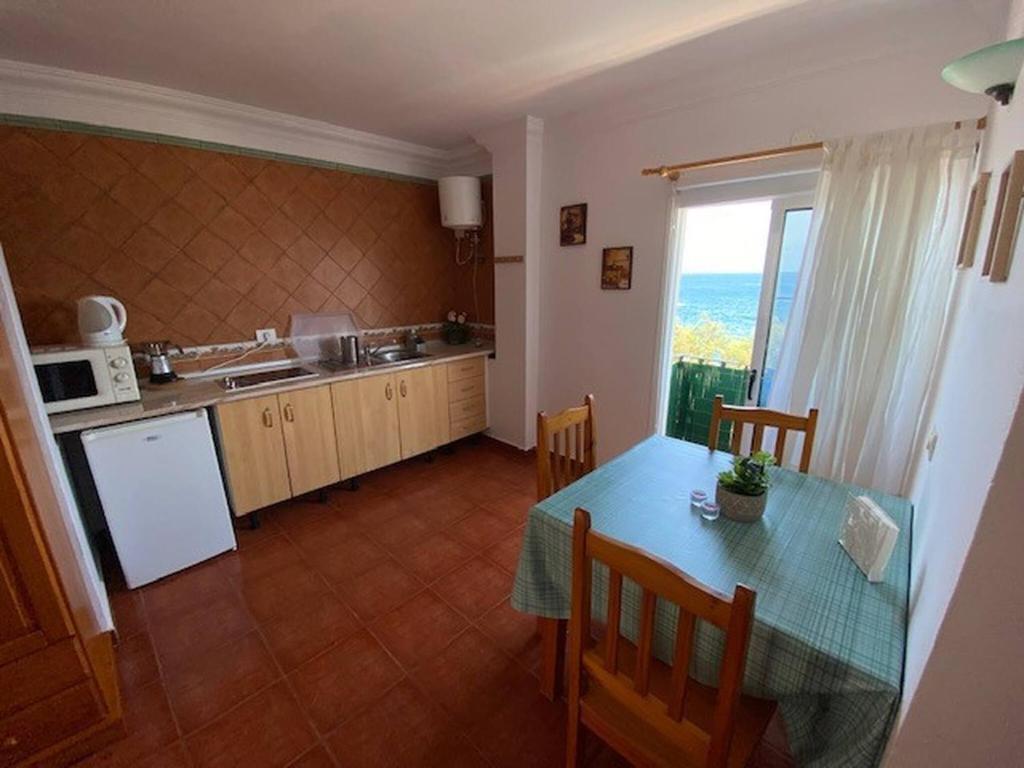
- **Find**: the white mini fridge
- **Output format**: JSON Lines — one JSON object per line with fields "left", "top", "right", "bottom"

{"left": 82, "top": 409, "right": 236, "bottom": 588}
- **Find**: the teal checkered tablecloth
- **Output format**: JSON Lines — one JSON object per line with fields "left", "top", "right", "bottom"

{"left": 511, "top": 435, "right": 911, "bottom": 768}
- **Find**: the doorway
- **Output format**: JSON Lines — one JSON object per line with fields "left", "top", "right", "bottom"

{"left": 660, "top": 188, "right": 813, "bottom": 446}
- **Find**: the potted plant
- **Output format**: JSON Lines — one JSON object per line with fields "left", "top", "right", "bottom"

{"left": 443, "top": 310, "right": 471, "bottom": 345}
{"left": 716, "top": 451, "right": 775, "bottom": 522}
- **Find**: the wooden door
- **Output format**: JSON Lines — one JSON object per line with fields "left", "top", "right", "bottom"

{"left": 217, "top": 395, "right": 291, "bottom": 516}
{"left": 280, "top": 386, "right": 340, "bottom": 496}
{"left": 0, "top": 410, "right": 74, "bottom": 665}
{"left": 397, "top": 366, "right": 439, "bottom": 459}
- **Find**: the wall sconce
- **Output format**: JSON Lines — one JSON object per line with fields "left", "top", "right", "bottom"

{"left": 942, "top": 38, "right": 1024, "bottom": 105}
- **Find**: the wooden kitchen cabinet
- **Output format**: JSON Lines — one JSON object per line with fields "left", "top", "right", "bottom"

{"left": 331, "top": 372, "right": 402, "bottom": 477}
{"left": 396, "top": 366, "right": 441, "bottom": 459}
{"left": 217, "top": 394, "right": 292, "bottom": 516}
{"left": 279, "top": 386, "right": 340, "bottom": 496}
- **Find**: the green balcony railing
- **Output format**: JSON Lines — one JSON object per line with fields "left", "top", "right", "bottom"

{"left": 665, "top": 357, "right": 750, "bottom": 450}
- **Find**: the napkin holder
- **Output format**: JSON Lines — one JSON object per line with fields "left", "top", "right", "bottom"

{"left": 838, "top": 495, "right": 899, "bottom": 583}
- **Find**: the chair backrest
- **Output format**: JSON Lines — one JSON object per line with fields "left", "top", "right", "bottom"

{"left": 536, "top": 394, "right": 596, "bottom": 501}
{"left": 708, "top": 394, "right": 818, "bottom": 473}
{"left": 569, "top": 508, "right": 756, "bottom": 768}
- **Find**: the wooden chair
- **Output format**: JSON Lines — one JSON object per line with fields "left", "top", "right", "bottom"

{"left": 537, "top": 394, "right": 597, "bottom": 501}
{"left": 708, "top": 395, "right": 818, "bottom": 473}
{"left": 567, "top": 508, "right": 776, "bottom": 768}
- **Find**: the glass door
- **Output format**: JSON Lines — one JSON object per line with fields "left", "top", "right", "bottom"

{"left": 662, "top": 189, "right": 813, "bottom": 445}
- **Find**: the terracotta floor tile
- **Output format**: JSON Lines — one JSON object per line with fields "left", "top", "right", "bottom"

{"left": 85, "top": 681, "right": 178, "bottom": 767}
{"left": 266, "top": 498, "right": 335, "bottom": 532}
{"left": 445, "top": 508, "right": 517, "bottom": 550}
{"left": 409, "top": 629, "right": 513, "bottom": 724}
{"left": 219, "top": 533, "right": 302, "bottom": 584}
{"left": 369, "top": 590, "right": 468, "bottom": 669}
{"left": 142, "top": 558, "right": 233, "bottom": 623}
{"left": 150, "top": 592, "right": 254, "bottom": 671}
{"left": 77, "top": 740, "right": 192, "bottom": 768}
{"left": 364, "top": 509, "right": 436, "bottom": 549}
{"left": 477, "top": 598, "right": 541, "bottom": 672}
{"left": 164, "top": 631, "right": 278, "bottom": 735}
{"left": 289, "top": 630, "right": 404, "bottom": 732}
{"left": 324, "top": 679, "right": 452, "bottom": 768}
{"left": 335, "top": 559, "right": 424, "bottom": 621}
{"left": 331, "top": 489, "right": 406, "bottom": 528}
{"left": 115, "top": 631, "right": 160, "bottom": 692}
{"left": 484, "top": 529, "right": 525, "bottom": 574}
{"left": 260, "top": 591, "right": 361, "bottom": 671}
{"left": 231, "top": 513, "right": 282, "bottom": 549}
{"left": 433, "top": 557, "right": 512, "bottom": 619}
{"left": 286, "top": 746, "right": 337, "bottom": 768}
{"left": 186, "top": 682, "right": 316, "bottom": 768}
{"left": 109, "top": 589, "right": 147, "bottom": 639}
{"left": 387, "top": 531, "right": 473, "bottom": 583}
{"left": 302, "top": 532, "right": 388, "bottom": 583}
{"left": 286, "top": 513, "right": 361, "bottom": 555}
{"left": 237, "top": 561, "right": 329, "bottom": 622}
{"left": 466, "top": 665, "right": 566, "bottom": 768}
{"left": 480, "top": 490, "right": 535, "bottom": 528}
{"left": 453, "top": 474, "right": 513, "bottom": 506}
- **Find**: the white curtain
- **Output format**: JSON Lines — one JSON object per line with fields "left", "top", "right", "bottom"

{"left": 768, "top": 122, "right": 978, "bottom": 494}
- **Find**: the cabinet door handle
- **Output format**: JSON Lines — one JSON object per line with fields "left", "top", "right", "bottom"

{"left": 262, "top": 408, "right": 274, "bottom": 428}
{"left": 400, "top": 380, "right": 407, "bottom": 398}
{"left": 385, "top": 382, "right": 393, "bottom": 400}
{"left": 283, "top": 403, "right": 295, "bottom": 422}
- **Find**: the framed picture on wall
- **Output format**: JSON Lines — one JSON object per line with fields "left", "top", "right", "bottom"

{"left": 956, "top": 172, "right": 990, "bottom": 268}
{"left": 601, "top": 246, "right": 633, "bottom": 290}
{"left": 988, "top": 149, "right": 1024, "bottom": 282}
{"left": 560, "top": 203, "right": 587, "bottom": 246}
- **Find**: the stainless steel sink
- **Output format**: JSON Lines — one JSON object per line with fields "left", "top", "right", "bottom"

{"left": 369, "top": 349, "right": 432, "bottom": 364}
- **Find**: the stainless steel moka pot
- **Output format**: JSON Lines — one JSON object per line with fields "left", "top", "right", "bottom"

{"left": 139, "top": 340, "right": 183, "bottom": 384}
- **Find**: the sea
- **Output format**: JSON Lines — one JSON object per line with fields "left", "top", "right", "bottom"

{"left": 676, "top": 272, "right": 798, "bottom": 337}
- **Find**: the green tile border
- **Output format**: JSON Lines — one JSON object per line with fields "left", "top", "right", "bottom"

{"left": 0, "top": 112, "right": 439, "bottom": 186}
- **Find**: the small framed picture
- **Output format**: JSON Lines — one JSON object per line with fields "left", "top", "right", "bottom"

{"left": 601, "top": 246, "right": 633, "bottom": 290}
{"left": 989, "top": 149, "right": 1024, "bottom": 282}
{"left": 560, "top": 203, "right": 587, "bottom": 246}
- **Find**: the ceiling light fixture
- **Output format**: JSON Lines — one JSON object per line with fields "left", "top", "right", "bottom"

{"left": 942, "top": 38, "right": 1024, "bottom": 106}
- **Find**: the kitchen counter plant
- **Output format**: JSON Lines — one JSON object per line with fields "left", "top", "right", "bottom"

{"left": 716, "top": 450, "right": 775, "bottom": 522}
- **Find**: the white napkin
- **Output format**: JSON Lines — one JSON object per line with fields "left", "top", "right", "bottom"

{"left": 838, "top": 495, "right": 899, "bottom": 583}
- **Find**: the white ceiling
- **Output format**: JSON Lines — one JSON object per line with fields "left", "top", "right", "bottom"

{"left": 0, "top": 0, "right": 1008, "bottom": 149}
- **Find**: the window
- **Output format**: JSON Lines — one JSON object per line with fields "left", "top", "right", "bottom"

{"left": 659, "top": 181, "right": 814, "bottom": 445}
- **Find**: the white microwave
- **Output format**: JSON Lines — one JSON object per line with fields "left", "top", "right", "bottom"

{"left": 31, "top": 344, "right": 141, "bottom": 414}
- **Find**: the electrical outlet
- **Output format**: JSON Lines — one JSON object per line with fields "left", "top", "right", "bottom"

{"left": 255, "top": 328, "right": 277, "bottom": 343}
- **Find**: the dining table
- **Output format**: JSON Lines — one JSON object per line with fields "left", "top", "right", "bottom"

{"left": 511, "top": 435, "right": 912, "bottom": 768}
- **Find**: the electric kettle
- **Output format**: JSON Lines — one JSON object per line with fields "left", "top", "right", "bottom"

{"left": 78, "top": 295, "right": 128, "bottom": 347}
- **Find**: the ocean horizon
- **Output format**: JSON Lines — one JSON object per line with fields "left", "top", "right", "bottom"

{"left": 676, "top": 271, "right": 797, "bottom": 338}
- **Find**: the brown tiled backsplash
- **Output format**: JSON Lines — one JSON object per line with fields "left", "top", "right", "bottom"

{"left": 0, "top": 124, "right": 494, "bottom": 347}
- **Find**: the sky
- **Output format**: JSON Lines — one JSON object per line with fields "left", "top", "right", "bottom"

{"left": 678, "top": 200, "right": 772, "bottom": 274}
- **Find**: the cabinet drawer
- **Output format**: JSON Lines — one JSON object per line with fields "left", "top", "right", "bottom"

{"left": 0, "top": 681, "right": 104, "bottom": 766}
{"left": 448, "top": 375, "right": 484, "bottom": 403}
{"left": 450, "top": 412, "right": 487, "bottom": 441}
{"left": 0, "top": 639, "right": 87, "bottom": 720}
{"left": 449, "top": 395, "right": 485, "bottom": 423}
{"left": 447, "top": 357, "right": 485, "bottom": 383}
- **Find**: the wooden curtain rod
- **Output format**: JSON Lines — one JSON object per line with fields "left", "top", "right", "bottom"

{"left": 643, "top": 117, "right": 987, "bottom": 181}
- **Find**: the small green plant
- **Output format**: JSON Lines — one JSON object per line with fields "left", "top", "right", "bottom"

{"left": 718, "top": 451, "right": 776, "bottom": 496}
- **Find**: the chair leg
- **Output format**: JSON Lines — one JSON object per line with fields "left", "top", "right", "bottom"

{"left": 566, "top": 707, "right": 583, "bottom": 768}
{"left": 538, "top": 617, "right": 567, "bottom": 700}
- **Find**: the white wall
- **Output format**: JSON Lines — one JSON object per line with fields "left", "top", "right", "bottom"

{"left": 884, "top": 1, "right": 1024, "bottom": 763}
{"left": 479, "top": 117, "right": 544, "bottom": 449}
{"left": 538, "top": 29, "right": 993, "bottom": 461}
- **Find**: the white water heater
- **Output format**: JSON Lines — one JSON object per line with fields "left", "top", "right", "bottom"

{"left": 438, "top": 176, "right": 483, "bottom": 233}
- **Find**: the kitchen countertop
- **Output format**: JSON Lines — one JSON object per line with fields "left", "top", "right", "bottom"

{"left": 49, "top": 340, "right": 494, "bottom": 435}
